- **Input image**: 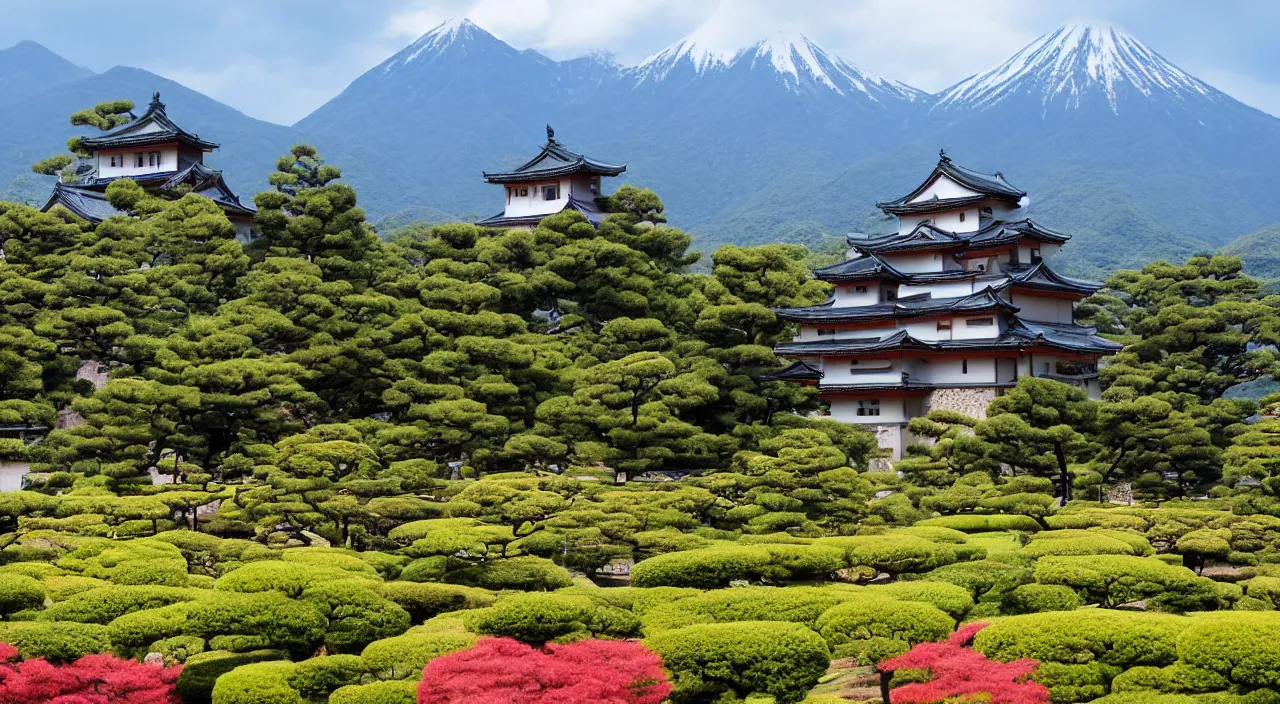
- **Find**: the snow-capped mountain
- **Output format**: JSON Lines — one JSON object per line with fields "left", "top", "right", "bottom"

{"left": 634, "top": 30, "right": 924, "bottom": 102}
{"left": 934, "top": 22, "right": 1219, "bottom": 113}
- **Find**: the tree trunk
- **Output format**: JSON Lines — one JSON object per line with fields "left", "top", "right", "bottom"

{"left": 879, "top": 670, "right": 892, "bottom": 704}
{"left": 1053, "top": 441, "right": 1072, "bottom": 506}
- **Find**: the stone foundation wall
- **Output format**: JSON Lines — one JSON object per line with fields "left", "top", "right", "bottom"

{"left": 925, "top": 387, "right": 1000, "bottom": 419}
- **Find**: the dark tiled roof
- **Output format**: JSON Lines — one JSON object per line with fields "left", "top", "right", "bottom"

{"left": 42, "top": 162, "right": 254, "bottom": 222}
{"left": 812, "top": 253, "right": 907, "bottom": 283}
{"left": 773, "top": 287, "right": 1017, "bottom": 325}
{"left": 1000, "top": 261, "right": 1102, "bottom": 296}
{"left": 476, "top": 195, "right": 605, "bottom": 229}
{"left": 878, "top": 194, "right": 987, "bottom": 216}
{"left": 759, "top": 360, "right": 822, "bottom": 382}
{"left": 877, "top": 153, "right": 1025, "bottom": 213}
{"left": 483, "top": 127, "right": 625, "bottom": 184}
{"left": 80, "top": 92, "right": 219, "bottom": 151}
{"left": 774, "top": 317, "right": 1121, "bottom": 357}
{"left": 848, "top": 219, "right": 1069, "bottom": 255}
{"left": 41, "top": 183, "right": 126, "bottom": 222}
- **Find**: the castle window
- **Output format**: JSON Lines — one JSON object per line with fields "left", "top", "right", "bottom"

{"left": 519, "top": 187, "right": 528, "bottom": 197}
{"left": 854, "top": 285, "right": 867, "bottom": 293}
{"left": 884, "top": 289, "right": 897, "bottom": 302}
{"left": 543, "top": 185, "right": 559, "bottom": 201}
{"left": 817, "top": 329, "right": 836, "bottom": 336}
{"left": 962, "top": 359, "right": 969, "bottom": 374}
{"left": 1030, "top": 248, "right": 1042, "bottom": 262}
{"left": 109, "top": 155, "right": 119, "bottom": 167}
{"left": 856, "top": 399, "right": 880, "bottom": 417}
{"left": 966, "top": 317, "right": 994, "bottom": 327}
{"left": 135, "top": 152, "right": 144, "bottom": 167}
{"left": 937, "top": 321, "right": 951, "bottom": 332}
{"left": 959, "top": 211, "right": 966, "bottom": 222}
{"left": 148, "top": 151, "right": 161, "bottom": 167}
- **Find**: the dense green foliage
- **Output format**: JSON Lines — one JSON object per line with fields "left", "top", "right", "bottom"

{"left": 8, "top": 139, "right": 1280, "bottom": 704}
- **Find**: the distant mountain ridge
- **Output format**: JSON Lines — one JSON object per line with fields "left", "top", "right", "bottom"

{"left": 5, "top": 21, "right": 1280, "bottom": 279}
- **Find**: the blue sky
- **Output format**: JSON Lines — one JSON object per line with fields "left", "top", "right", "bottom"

{"left": 3, "top": 0, "right": 1277, "bottom": 124}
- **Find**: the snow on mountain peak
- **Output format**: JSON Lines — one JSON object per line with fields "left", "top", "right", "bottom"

{"left": 935, "top": 21, "right": 1214, "bottom": 113}
{"left": 634, "top": 29, "right": 922, "bottom": 101}
{"left": 385, "top": 18, "right": 486, "bottom": 71}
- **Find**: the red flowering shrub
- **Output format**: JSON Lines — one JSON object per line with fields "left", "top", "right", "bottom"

{"left": 418, "top": 636, "right": 671, "bottom": 704}
{"left": 877, "top": 623, "right": 1049, "bottom": 704}
{"left": 0, "top": 643, "right": 181, "bottom": 704}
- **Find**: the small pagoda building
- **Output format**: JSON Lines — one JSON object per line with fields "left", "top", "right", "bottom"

{"left": 477, "top": 125, "right": 626, "bottom": 229}
{"left": 769, "top": 151, "right": 1121, "bottom": 459}
{"left": 41, "top": 91, "right": 255, "bottom": 236}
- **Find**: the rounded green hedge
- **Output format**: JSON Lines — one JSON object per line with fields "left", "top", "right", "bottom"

{"left": 1177, "top": 612, "right": 1280, "bottom": 689}
{"left": 360, "top": 628, "right": 477, "bottom": 680}
{"left": 631, "top": 544, "right": 845, "bottom": 588}
{"left": 646, "top": 621, "right": 831, "bottom": 704}
{"left": 973, "top": 610, "right": 1188, "bottom": 669}
{"left": 210, "top": 661, "right": 303, "bottom": 704}
{"left": 377, "top": 581, "right": 494, "bottom": 622}
{"left": 329, "top": 680, "right": 418, "bottom": 704}
{"left": 813, "top": 597, "right": 952, "bottom": 664}
{"left": 468, "top": 592, "right": 640, "bottom": 643}
{"left": 443, "top": 556, "right": 573, "bottom": 591}
{"left": 0, "top": 620, "right": 110, "bottom": 661}
{"left": 0, "top": 573, "right": 45, "bottom": 616}
{"left": 41, "top": 584, "right": 199, "bottom": 624}
{"left": 640, "top": 586, "right": 857, "bottom": 634}
{"left": 176, "top": 649, "right": 288, "bottom": 704}
{"left": 1000, "top": 584, "right": 1082, "bottom": 614}
{"left": 915, "top": 514, "right": 1043, "bottom": 533}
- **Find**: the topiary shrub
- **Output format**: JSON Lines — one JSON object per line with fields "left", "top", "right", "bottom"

{"left": 214, "top": 561, "right": 377, "bottom": 597}
{"left": 360, "top": 627, "right": 477, "bottom": 680}
{"left": 469, "top": 592, "right": 640, "bottom": 644}
{"left": 1033, "top": 555, "right": 1223, "bottom": 611}
{"left": 301, "top": 581, "right": 411, "bottom": 654}
{"left": 813, "top": 535, "right": 957, "bottom": 579}
{"left": 631, "top": 545, "right": 845, "bottom": 588}
{"left": 646, "top": 621, "right": 830, "bottom": 704}
{"left": 1110, "top": 663, "right": 1231, "bottom": 696}
{"left": 864, "top": 581, "right": 974, "bottom": 621}
{"left": 1001, "top": 584, "right": 1083, "bottom": 614}
{"left": 209, "top": 660, "right": 302, "bottom": 704}
{"left": 1021, "top": 530, "right": 1151, "bottom": 558}
{"left": 0, "top": 574, "right": 45, "bottom": 617}
{"left": 639, "top": 586, "right": 857, "bottom": 635}
{"left": 443, "top": 556, "right": 573, "bottom": 591}
{"left": 812, "top": 598, "right": 953, "bottom": 664}
{"left": 399, "top": 557, "right": 449, "bottom": 583}
{"left": 287, "top": 654, "right": 367, "bottom": 699}
{"left": 554, "top": 586, "right": 701, "bottom": 615}
{"left": 41, "top": 585, "right": 198, "bottom": 624}
{"left": 910, "top": 560, "right": 1029, "bottom": 601}
{"left": 915, "top": 514, "right": 1043, "bottom": 533}
{"left": 330, "top": 679, "right": 418, "bottom": 704}
{"left": 974, "top": 609, "right": 1187, "bottom": 667}
{"left": 1176, "top": 611, "right": 1280, "bottom": 690}
{"left": 0, "top": 621, "right": 110, "bottom": 661}
{"left": 176, "top": 649, "right": 288, "bottom": 704}
{"left": 378, "top": 581, "right": 495, "bottom": 623}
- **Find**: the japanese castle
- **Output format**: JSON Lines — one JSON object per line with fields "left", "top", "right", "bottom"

{"left": 477, "top": 125, "right": 626, "bottom": 229}
{"left": 769, "top": 152, "right": 1122, "bottom": 459}
{"left": 41, "top": 92, "right": 255, "bottom": 236}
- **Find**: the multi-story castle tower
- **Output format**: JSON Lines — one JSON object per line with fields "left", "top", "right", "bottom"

{"left": 476, "top": 125, "right": 626, "bottom": 229}
{"left": 769, "top": 152, "right": 1121, "bottom": 458}
{"left": 41, "top": 92, "right": 255, "bottom": 236}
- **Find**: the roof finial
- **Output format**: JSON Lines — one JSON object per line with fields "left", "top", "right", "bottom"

{"left": 939, "top": 148, "right": 950, "bottom": 163}
{"left": 151, "top": 90, "right": 164, "bottom": 110}
{"left": 546, "top": 124, "right": 555, "bottom": 143}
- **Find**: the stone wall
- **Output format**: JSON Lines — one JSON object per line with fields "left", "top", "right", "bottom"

{"left": 925, "top": 387, "right": 1000, "bottom": 419}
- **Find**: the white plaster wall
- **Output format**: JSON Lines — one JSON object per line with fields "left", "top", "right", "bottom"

{"left": 909, "top": 175, "right": 980, "bottom": 201}
{"left": 829, "top": 397, "right": 906, "bottom": 423}
{"left": 822, "top": 358, "right": 902, "bottom": 386}
{"left": 930, "top": 357, "right": 996, "bottom": 384}
{"left": 882, "top": 252, "right": 944, "bottom": 273}
{"left": 899, "top": 280, "right": 974, "bottom": 299}
{"left": 97, "top": 147, "right": 179, "bottom": 179}
{"left": 952, "top": 315, "right": 1002, "bottom": 340}
{"left": 503, "top": 178, "right": 570, "bottom": 217}
{"left": 833, "top": 283, "right": 880, "bottom": 306}
{"left": 1010, "top": 294, "right": 1073, "bottom": 323}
